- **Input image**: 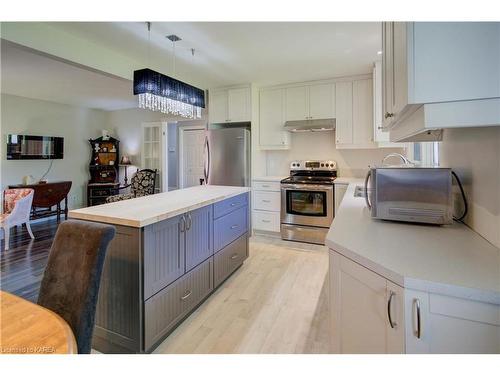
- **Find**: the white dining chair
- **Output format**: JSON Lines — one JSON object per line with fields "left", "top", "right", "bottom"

{"left": 1, "top": 188, "right": 35, "bottom": 250}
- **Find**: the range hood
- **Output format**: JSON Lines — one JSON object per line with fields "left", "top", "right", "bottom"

{"left": 284, "top": 118, "right": 335, "bottom": 133}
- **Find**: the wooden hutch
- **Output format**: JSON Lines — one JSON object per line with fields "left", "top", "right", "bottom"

{"left": 87, "top": 136, "right": 120, "bottom": 206}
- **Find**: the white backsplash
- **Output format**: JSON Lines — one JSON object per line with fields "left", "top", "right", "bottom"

{"left": 440, "top": 126, "right": 500, "bottom": 249}
{"left": 265, "top": 131, "right": 405, "bottom": 178}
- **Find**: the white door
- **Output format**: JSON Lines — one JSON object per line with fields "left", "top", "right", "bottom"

{"left": 209, "top": 90, "right": 228, "bottom": 124}
{"left": 227, "top": 88, "right": 250, "bottom": 122}
{"left": 181, "top": 128, "right": 205, "bottom": 188}
{"left": 309, "top": 83, "right": 335, "bottom": 120}
{"left": 259, "top": 88, "right": 289, "bottom": 148}
{"left": 285, "top": 86, "right": 308, "bottom": 121}
{"left": 335, "top": 81, "right": 353, "bottom": 145}
{"left": 142, "top": 122, "right": 167, "bottom": 193}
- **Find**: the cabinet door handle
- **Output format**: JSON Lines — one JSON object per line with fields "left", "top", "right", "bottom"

{"left": 230, "top": 224, "right": 239, "bottom": 229}
{"left": 230, "top": 254, "right": 239, "bottom": 260}
{"left": 179, "top": 216, "right": 186, "bottom": 233}
{"left": 186, "top": 213, "right": 192, "bottom": 231}
{"left": 262, "top": 219, "right": 271, "bottom": 223}
{"left": 387, "top": 291, "right": 397, "bottom": 329}
{"left": 384, "top": 112, "right": 394, "bottom": 119}
{"left": 230, "top": 202, "right": 237, "bottom": 206}
{"left": 180, "top": 290, "right": 192, "bottom": 301}
{"left": 262, "top": 199, "right": 271, "bottom": 203}
{"left": 413, "top": 298, "right": 421, "bottom": 339}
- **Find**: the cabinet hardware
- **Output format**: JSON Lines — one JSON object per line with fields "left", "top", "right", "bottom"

{"left": 384, "top": 112, "right": 394, "bottom": 119}
{"left": 261, "top": 184, "right": 270, "bottom": 188}
{"left": 180, "top": 290, "right": 192, "bottom": 301}
{"left": 186, "top": 213, "right": 192, "bottom": 231}
{"left": 230, "top": 224, "right": 239, "bottom": 229}
{"left": 230, "top": 202, "right": 237, "bottom": 206}
{"left": 262, "top": 199, "right": 271, "bottom": 203}
{"left": 387, "top": 291, "right": 397, "bottom": 328}
{"left": 230, "top": 254, "right": 239, "bottom": 260}
{"left": 413, "top": 298, "right": 421, "bottom": 339}
{"left": 179, "top": 216, "right": 186, "bottom": 232}
{"left": 377, "top": 126, "right": 385, "bottom": 130}
{"left": 262, "top": 219, "right": 271, "bottom": 223}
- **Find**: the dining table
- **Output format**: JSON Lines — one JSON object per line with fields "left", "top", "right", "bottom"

{"left": 0, "top": 291, "right": 77, "bottom": 354}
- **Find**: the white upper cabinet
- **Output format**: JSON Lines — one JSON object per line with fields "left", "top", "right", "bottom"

{"left": 227, "top": 87, "right": 250, "bottom": 122}
{"left": 209, "top": 90, "right": 228, "bottom": 124}
{"left": 335, "top": 81, "right": 353, "bottom": 145}
{"left": 209, "top": 86, "right": 251, "bottom": 124}
{"left": 285, "top": 86, "right": 309, "bottom": 121}
{"left": 309, "top": 83, "right": 336, "bottom": 120}
{"left": 259, "top": 88, "right": 290, "bottom": 150}
{"left": 335, "top": 78, "right": 377, "bottom": 149}
{"left": 373, "top": 61, "right": 402, "bottom": 148}
{"left": 285, "top": 83, "right": 335, "bottom": 121}
{"left": 382, "top": 22, "right": 500, "bottom": 141}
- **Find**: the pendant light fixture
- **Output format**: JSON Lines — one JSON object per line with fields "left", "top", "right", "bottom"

{"left": 133, "top": 22, "right": 205, "bottom": 119}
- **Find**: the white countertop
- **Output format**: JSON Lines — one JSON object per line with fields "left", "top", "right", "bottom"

{"left": 334, "top": 177, "right": 364, "bottom": 185}
{"left": 326, "top": 183, "right": 500, "bottom": 304}
{"left": 252, "top": 176, "right": 287, "bottom": 182}
{"left": 69, "top": 185, "right": 250, "bottom": 228}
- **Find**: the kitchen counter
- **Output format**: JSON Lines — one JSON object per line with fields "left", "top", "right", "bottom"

{"left": 69, "top": 185, "right": 250, "bottom": 228}
{"left": 334, "top": 177, "right": 364, "bottom": 185}
{"left": 252, "top": 176, "right": 287, "bottom": 182}
{"left": 326, "top": 183, "right": 500, "bottom": 304}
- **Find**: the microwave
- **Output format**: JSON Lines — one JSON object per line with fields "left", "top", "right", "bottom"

{"left": 364, "top": 166, "right": 453, "bottom": 225}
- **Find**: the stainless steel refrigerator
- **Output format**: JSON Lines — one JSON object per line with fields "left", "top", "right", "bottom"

{"left": 204, "top": 127, "right": 250, "bottom": 187}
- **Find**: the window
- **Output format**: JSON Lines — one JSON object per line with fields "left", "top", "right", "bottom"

{"left": 408, "top": 142, "right": 440, "bottom": 166}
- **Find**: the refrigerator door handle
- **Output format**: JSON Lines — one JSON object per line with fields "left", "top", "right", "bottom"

{"left": 204, "top": 136, "right": 210, "bottom": 184}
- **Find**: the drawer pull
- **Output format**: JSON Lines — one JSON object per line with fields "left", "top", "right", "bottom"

{"left": 261, "top": 184, "right": 270, "bottom": 188}
{"left": 387, "top": 291, "right": 397, "bottom": 329}
{"left": 262, "top": 199, "right": 271, "bottom": 203}
{"left": 230, "top": 224, "right": 239, "bottom": 229}
{"left": 180, "top": 290, "right": 192, "bottom": 301}
{"left": 230, "top": 254, "right": 239, "bottom": 260}
{"left": 230, "top": 202, "right": 237, "bottom": 206}
{"left": 262, "top": 219, "right": 271, "bottom": 223}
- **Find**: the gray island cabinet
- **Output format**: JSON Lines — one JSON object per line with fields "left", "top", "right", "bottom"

{"left": 69, "top": 187, "right": 250, "bottom": 353}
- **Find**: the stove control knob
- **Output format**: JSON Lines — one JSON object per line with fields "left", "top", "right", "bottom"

{"left": 321, "top": 163, "right": 324, "bottom": 167}
{"left": 329, "top": 163, "right": 334, "bottom": 168}
{"left": 297, "top": 163, "right": 300, "bottom": 167}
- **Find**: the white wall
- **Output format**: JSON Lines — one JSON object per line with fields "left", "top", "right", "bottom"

{"left": 0, "top": 94, "right": 106, "bottom": 208}
{"left": 106, "top": 107, "right": 208, "bottom": 186}
{"left": 265, "top": 131, "right": 405, "bottom": 177}
{"left": 440, "top": 127, "right": 500, "bottom": 248}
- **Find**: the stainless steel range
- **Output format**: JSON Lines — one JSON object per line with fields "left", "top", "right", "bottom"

{"left": 281, "top": 160, "right": 337, "bottom": 245}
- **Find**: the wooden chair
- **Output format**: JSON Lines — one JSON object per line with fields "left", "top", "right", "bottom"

{"left": 37, "top": 220, "right": 115, "bottom": 354}
{"left": 106, "top": 168, "right": 157, "bottom": 203}
{"left": 1, "top": 189, "right": 35, "bottom": 251}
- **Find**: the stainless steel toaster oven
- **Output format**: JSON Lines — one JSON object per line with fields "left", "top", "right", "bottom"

{"left": 364, "top": 166, "right": 453, "bottom": 225}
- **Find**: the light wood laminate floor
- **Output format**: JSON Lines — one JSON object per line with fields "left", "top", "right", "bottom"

{"left": 153, "top": 235, "right": 330, "bottom": 354}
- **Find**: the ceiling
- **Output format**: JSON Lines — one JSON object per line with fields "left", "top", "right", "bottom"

{"left": 50, "top": 22, "right": 382, "bottom": 87}
{"left": 1, "top": 41, "right": 137, "bottom": 111}
{"left": 1, "top": 22, "right": 382, "bottom": 111}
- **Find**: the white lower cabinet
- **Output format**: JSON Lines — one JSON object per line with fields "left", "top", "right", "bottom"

{"left": 329, "top": 251, "right": 404, "bottom": 353}
{"left": 252, "top": 179, "right": 282, "bottom": 234}
{"left": 405, "top": 290, "right": 500, "bottom": 354}
{"left": 330, "top": 249, "right": 500, "bottom": 353}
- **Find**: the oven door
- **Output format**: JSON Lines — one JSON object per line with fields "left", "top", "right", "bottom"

{"left": 281, "top": 184, "right": 334, "bottom": 227}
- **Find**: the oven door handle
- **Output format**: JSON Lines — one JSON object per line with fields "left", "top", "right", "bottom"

{"left": 281, "top": 184, "right": 333, "bottom": 191}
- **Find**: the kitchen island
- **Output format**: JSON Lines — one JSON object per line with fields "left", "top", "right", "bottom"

{"left": 69, "top": 185, "right": 250, "bottom": 353}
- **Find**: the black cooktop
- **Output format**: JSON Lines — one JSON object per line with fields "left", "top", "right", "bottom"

{"left": 281, "top": 170, "right": 337, "bottom": 185}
